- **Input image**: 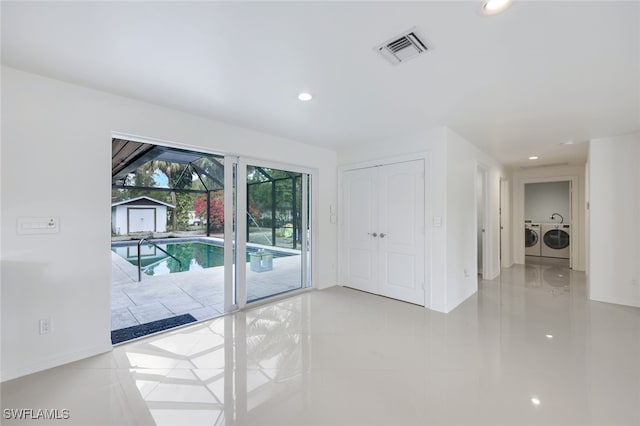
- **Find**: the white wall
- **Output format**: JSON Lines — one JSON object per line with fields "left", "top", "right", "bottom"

{"left": 0, "top": 67, "right": 338, "bottom": 381}
{"left": 512, "top": 164, "right": 586, "bottom": 271}
{"left": 584, "top": 160, "right": 590, "bottom": 281}
{"left": 500, "top": 178, "right": 513, "bottom": 268}
{"left": 156, "top": 206, "right": 168, "bottom": 233}
{"left": 337, "top": 127, "right": 505, "bottom": 313}
{"left": 525, "top": 181, "right": 571, "bottom": 224}
{"left": 445, "top": 129, "right": 504, "bottom": 310}
{"left": 338, "top": 127, "right": 449, "bottom": 312}
{"left": 477, "top": 170, "right": 484, "bottom": 272}
{"left": 111, "top": 209, "right": 118, "bottom": 234}
{"left": 114, "top": 206, "right": 127, "bottom": 235}
{"left": 588, "top": 133, "right": 640, "bottom": 307}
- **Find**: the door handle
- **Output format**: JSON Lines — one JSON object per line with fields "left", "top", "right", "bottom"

{"left": 380, "top": 233, "right": 386, "bottom": 238}
{"left": 368, "top": 232, "right": 378, "bottom": 237}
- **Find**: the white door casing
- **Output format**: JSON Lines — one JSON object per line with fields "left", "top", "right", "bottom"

{"left": 342, "top": 160, "right": 425, "bottom": 306}
{"left": 499, "top": 177, "right": 511, "bottom": 268}
{"left": 477, "top": 164, "right": 489, "bottom": 279}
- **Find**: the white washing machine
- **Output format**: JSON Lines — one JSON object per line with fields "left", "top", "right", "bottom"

{"left": 525, "top": 222, "right": 541, "bottom": 256}
{"left": 541, "top": 224, "right": 570, "bottom": 259}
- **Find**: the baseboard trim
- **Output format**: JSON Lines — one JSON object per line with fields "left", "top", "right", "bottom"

{"left": 0, "top": 342, "right": 113, "bottom": 383}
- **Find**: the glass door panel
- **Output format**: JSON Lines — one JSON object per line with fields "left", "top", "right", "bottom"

{"left": 244, "top": 165, "right": 310, "bottom": 302}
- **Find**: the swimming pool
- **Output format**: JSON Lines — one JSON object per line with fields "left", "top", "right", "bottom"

{"left": 112, "top": 240, "right": 295, "bottom": 276}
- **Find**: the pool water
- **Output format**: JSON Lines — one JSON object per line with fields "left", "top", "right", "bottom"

{"left": 112, "top": 242, "right": 293, "bottom": 276}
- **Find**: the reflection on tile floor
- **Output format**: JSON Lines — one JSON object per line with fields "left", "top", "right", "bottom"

{"left": 3, "top": 258, "right": 640, "bottom": 425}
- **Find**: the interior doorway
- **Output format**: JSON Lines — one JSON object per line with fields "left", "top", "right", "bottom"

{"left": 524, "top": 180, "right": 572, "bottom": 268}
{"left": 477, "top": 165, "right": 489, "bottom": 278}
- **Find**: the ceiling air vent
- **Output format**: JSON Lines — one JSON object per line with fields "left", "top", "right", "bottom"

{"left": 376, "top": 29, "right": 429, "bottom": 65}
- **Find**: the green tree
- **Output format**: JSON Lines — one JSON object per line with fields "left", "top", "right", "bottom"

{"left": 137, "top": 161, "right": 192, "bottom": 231}
{"left": 174, "top": 192, "right": 193, "bottom": 229}
{"left": 247, "top": 167, "right": 301, "bottom": 226}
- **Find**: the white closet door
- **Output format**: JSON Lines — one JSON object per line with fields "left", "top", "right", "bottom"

{"left": 377, "top": 160, "right": 425, "bottom": 305}
{"left": 342, "top": 160, "right": 425, "bottom": 306}
{"left": 343, "top": 167, "right": 378, "bottom": 294}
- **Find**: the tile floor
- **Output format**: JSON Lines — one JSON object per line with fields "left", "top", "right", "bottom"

{"left": 111, "top": 251, "right": 304, "bottom": 330}
{"left": 3, "top": 258, "right": 640, "bottom": 425}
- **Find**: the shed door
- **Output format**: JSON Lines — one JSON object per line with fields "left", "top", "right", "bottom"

{"left": 128, "top": 208, "right": 156, "bottom": 233}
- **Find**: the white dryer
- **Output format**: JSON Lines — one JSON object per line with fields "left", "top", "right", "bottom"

{"left": 541, "top": 224, "right": 570, "bottom": 259}
{"left": 525, "top": 222, "right": 541, "bottom": 256}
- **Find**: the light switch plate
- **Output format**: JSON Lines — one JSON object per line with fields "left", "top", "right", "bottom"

{"left": 17, "top": 217, "right": 60, "bottom": 235}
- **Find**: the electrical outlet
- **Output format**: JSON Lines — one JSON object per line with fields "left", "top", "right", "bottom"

{"left": 464, "top": 268, "right": 470, "bottom": 278}
{"left": 631, "top": 279, "right": 638, "bottom": 286}
{"left": 39, "top": 318, "right": 52, "bottom": 335}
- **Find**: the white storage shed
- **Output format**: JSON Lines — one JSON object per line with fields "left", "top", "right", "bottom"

{"left": 111, "top": 196, "right": 174, "bottom": 235}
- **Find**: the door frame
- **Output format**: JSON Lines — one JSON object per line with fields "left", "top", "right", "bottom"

{"left": 476, "top": 164, "right": 490, "bottom": 280}
{"left": 499, "top": 177, "right": 512, "bottom": 268}
{"left": 514, "top": 175, "right": 578, "bottom": 269}
{"left": 236, "top": 156, "right": 317, "bottom": 309}
{"left": 338, "top": 152, "right": 430, "bottom": 308}
{"left": 110, "top": 132, "right": 318, "bottom": 314}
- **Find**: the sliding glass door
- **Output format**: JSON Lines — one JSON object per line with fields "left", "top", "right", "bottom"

{"left": 234, "top": 159, "right": 312, "bottom": 306}
{"left": 110, "top": 141, "right": 312, "bottom": 344}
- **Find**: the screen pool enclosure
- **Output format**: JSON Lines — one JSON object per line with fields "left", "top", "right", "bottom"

{"left": 112, "top": 139, "right": 305, "bottom": 249}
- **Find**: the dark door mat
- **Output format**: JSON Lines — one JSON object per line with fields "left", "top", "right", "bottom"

{"left": 111, "top": 313, "right": 197, "bottom": 344}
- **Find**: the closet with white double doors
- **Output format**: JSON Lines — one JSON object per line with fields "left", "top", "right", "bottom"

{"left": 341, "top": 159, "right": 425, "bottom": 306}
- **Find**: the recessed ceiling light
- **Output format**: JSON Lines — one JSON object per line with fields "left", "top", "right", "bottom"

{"left": 560, "top": 140, "right": 575, "bottom": 145}
{"left": 298, "top": 92, "right": 313, "bottom": 101}
{"left": 531, "top": 397, "right": 541, "bottom": 406}
{"left": 528, "top": 156, "right": 539, "bottom": 160}
{"left": 481, "top": 0, "right": 513, "bottom": 15}
{"left": 545, "top": 334, "right": 553, "bottom": 339}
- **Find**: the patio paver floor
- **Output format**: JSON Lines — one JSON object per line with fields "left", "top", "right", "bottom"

{"left": 110, "top": 249, "right": 304, "bottom": 333}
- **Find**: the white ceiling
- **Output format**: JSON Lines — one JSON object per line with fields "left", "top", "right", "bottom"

{"left": 2, "top": 1, "right": 638, "bottom": 167}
